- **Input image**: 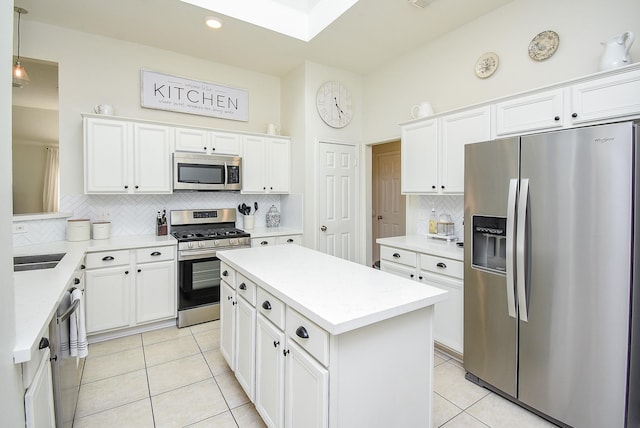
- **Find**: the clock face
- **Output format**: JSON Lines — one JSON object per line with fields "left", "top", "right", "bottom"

{"left": 316, "top": 81, "right": 353, "bottom": 128}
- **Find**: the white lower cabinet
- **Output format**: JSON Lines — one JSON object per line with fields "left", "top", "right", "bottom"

{"left": 285, "top": 340, "right": 329, "bottom": 428}
{"left": 85, "top": 245, "right": 176, "bottom": 335}
{"left": 235, "top": 288, "right": 257, "bottom": 401}
{"left": 256, "top": 314, "right": 285, "bottom": 428}
{"left": 380, "top": 244, "right": 464, "bottom": 355}
{"left": 220, "top": 280, "right": 236, "bottom": 370}
{"left": 23, "top": 348, "right": 55, "bottom": 428}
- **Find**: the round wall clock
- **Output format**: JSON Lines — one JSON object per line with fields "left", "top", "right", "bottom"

{"left": 475, "top": 52, "right": 499, "bottom": 79}
{"left": 316, "top": 81, "right": 353, "bottom": 128}
{"left": 528, "top": 30, "right": 560, "bottom": 61}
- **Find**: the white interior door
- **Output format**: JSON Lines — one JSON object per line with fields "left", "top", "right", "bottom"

{"left": 372, "top": 142, "right": 405, "bottom": 263}
{"left": 318, "top": 141, "right": 357, "bottom": 262}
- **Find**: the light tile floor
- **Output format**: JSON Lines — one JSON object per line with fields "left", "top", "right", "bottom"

{"left": 75, "top": 321, "right": 557, "bottom": 427}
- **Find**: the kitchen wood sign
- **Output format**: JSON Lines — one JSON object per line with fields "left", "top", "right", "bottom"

{"left": 140, "top": 69, "right": 248, "bottom": 122}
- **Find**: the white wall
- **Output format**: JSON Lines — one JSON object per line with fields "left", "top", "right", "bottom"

{"left": 19, "top": 21, "right": 283, "bottom": 197}
{"left": 362, "top": 0, "right": 640, "bottom": 142}
{"left": 3, "top": 0, "right": 28, "bottom": 425}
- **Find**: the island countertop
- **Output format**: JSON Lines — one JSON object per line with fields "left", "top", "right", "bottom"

{"left": 217, "top": 244, "right": 448, "bottom": 336}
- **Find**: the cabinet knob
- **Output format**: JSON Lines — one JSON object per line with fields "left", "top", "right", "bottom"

{"left": 232, "top": 301, "right": 236, "bottom": 306}
{"left": 262, "top": 300, "right": 272, "bottom": 310}
{"left": 222, "top": 270, "right": 228, "bottom": 277}
{"left": 572, "top": 113, "right": 578, "bottom": 118}
{"left": 81, "top": 264, "right": 86, "bottom": 270}
{"left": 436, "top": 262, "right": 447, "bottom": 269}
{"left": 125, "top": 270, "right": 129, "bottom": 275}
{"left": 295, "top": 326, "right": 309, "bottom": 339}
{"left": 431, "top": 185, "right": 436, "bottom": 189}
{"left": 74, "top": 278, "right": 81, "bottom": 285}
{"left": 554, "top": 116, "right": 560, "bottom": 121}
{"left": 135, "top": 185, "right": 139, "bottom": 189}
{"left": 410, "top": 274, "right": 414, "bottom": 278}
{"left": 270, "top": 186, "right": 273, "bottom": 190}
{"left": 124, "top": 185, "right": 129, "bottom": 189}
{"left": 204, "top": 147, "right": 207, "bottom": 151}
{"left": 239, "top": 283, "right": 247, "bottom": 290}
{"left": 441, "top": 185, "right": 445, "bottom": 189}
{"left": 419, "top": 276, "right": 423, "bottom": 280}
{"left": 263, "top": 186, "right": 267, "bottom": 190}
{"left": 227, "top": 296, "right": 233, "bottom": 301}
{"left": 211, "top": 147, "right": 215, "bottom": 151}
{"left": 283, "top": 349, "right": 290, "bottom": 356}
{"left": 273, "top": 340, "right": 280, "bottom": 348}
{"left": 392, "top": 253, "right": 401, "bottom": 258}
{"left": 102, "top": 256, "right": 115, "bottom": 261}
{"left": 137, "top": 268, "right": 141, "bottom": 273}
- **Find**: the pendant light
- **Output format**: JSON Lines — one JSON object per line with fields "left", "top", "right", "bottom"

{"left": 13, "top": 7, "right": 30, "bottom": 88}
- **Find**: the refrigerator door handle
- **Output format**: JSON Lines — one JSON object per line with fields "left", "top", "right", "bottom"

{"left": 517, "top": 178, "right": 529, "bottom": 322}
{"left": 506, "top": 178, "right": 518, "bottom": 319}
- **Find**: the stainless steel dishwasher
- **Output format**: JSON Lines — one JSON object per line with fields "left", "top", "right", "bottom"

{"left": 49, "top": 261, "right": 85, "bottom": 428}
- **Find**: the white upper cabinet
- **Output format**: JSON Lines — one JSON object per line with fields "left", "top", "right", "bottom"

{"left": 570, "top": 67, "right": 640, "bottom": 124}
{"left": 440, "top": 106, "right": 491, "bottom": 194}
{"left": 174, "top": 127, "right": 242, "bottom": 155}
{"left": 84, "top": 117, "right": 172, "bottom": 194}
{"left": 401, "top": 118, "right": 438, "bottom": 194}
{"left": 401, "top": 106, "right": 489, "bottom": 195}
{"left": 242, "top": 136, "right": 291, "bottom": 194}
{"left": 494, "top": 89, "right": 564, "bottom": 136}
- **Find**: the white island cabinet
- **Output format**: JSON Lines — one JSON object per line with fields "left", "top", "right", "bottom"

{"left": 218, "top": 245, "right": 447, "bottom": 428}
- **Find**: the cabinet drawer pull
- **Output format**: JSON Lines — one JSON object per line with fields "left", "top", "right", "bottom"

{"left": 222, "top": 270, "right": 229, "bottom": 277}
{"left": 150, "top": 251, "right": 161, "bottom": 256}
{"left": 262, "top": 300, "right": 272, "bottom": 310}
{"left": 436, "top": 262, "right": 447, "bottom": 269}
{"left": 392, "top": 253, "right": 401, "bottom": 258}
{"left": 296, "top": 326, "right": 309, "bottom": 339}
{"left": 261, "top": 240, "right": 269, "bottom": 246}
{"left": 287, "top": 238, "right": 294, "bottom": 243}
{"left": 102, "top": 256, "right": 115, "bottom": 261}
{"left": 239, "top": 283, "right": 247, "bottom": 290}
{"left": 554, "top": 116, "right": 560, "bottom": 121}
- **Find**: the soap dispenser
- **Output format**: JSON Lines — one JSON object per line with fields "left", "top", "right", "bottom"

{"left": 428, "top": 207, "right": 437, "bottom": 234}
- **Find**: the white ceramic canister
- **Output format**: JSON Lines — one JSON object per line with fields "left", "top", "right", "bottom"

{"left": 67, "top": 219, "right": 91, "bottom": 241}
{"left": 92, "top": 221, "right": 111, "bottom": 240}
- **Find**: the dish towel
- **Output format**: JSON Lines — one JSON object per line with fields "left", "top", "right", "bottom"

{"left": 58, "top": 292, "right": 71, "bottom": 359}
{"left": 69, "top": 288, "right": 88, "bottom": 358}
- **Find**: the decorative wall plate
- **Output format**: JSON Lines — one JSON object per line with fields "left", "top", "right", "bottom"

{"left": 475, "top": 52, "right": 499, "bottom": 79}
{"left": 528, "top": 30, "right": 560, "bottom": 61}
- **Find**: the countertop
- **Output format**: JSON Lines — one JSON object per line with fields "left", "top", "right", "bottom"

{"left": 376, "top": 235, "right": 464, "bottom": 261}
{"left": 247, "top": 227, "right": 302, "bottom": 238}
{"left": 13, "top": 235, "right": 176, "bottom": 364}
{"left": 218, "top": 245, "right": 448, "bottom": 336}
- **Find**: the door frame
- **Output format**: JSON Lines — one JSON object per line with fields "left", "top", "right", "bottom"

{"left": 315, "top": 139, "right": 360, "bottom": 262}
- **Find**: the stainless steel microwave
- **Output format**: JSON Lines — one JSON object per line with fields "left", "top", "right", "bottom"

{"left": 173, "top": 153, "right": 242, "bottom": 191}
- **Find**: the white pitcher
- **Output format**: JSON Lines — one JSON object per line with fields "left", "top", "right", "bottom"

{"left": 599, "top": 31, "right": 634, "bottom": 71}
{"left": 411, "top": 101, "right": 434, "bottom": 119}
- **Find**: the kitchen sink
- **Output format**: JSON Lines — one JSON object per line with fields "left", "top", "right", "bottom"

{"left": 13, "top": 253, "right": 66, "bottom": 272}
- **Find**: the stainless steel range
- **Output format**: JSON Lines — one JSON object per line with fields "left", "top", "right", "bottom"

{"left": 170, "top": 208, "right": 250, "bottom": 328}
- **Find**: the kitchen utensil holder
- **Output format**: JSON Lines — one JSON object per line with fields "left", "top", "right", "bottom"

{"left": 156, "top": 224, "right": 168, "bottom": 236}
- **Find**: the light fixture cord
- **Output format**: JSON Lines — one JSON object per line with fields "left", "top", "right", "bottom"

{"left": 16, "top": 10, "right": 22, "bottom": 60}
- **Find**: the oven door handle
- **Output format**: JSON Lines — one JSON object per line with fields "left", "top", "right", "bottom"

{"left": 178, "top": 246, "right": 251, "bottom": 261}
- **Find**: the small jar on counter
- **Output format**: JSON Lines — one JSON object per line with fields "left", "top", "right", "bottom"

{"left": 266, "top": 205, "right": 281, "bottom": 228}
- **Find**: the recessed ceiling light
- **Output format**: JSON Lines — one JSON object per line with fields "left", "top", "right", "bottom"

{"left": 204, "top": 16, "right": 223, "bottom": 29}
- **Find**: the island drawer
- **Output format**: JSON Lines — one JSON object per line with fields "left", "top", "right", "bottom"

{"left": 380, "top": 246, "right": 417, "bottom": 268}
{"left": 85, "top": 250, "right": 130, "bottom": 268}
{"left": 236, "top": 273, "right": 256, "bottom": 306}
{"left": 221, "top": 262, "right": 235, "bottom": 288}
{"left": 257, "top": 287, "right": 285, "bottom": 329}
{"left": 420, "top": 254, "right": 463, "bottom": 279}
{"left": 135, "top": 246, "right": 175, "bottom": 264}
{"left": 286, "top": 308, "right": 329, "bottom": 367}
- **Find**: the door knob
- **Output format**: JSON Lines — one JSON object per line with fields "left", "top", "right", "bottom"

{"left": 320, "top": 225, "right": 327, "bottom": 232}
{"left": 377, "top": 216, "right": 383, "bottom": 220}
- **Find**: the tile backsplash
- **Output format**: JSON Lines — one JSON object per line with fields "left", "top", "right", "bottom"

{"left": 13, "top": 193, "right": 301, "bottom": 247}
{"left": 411, "top": 195, "right": 464, "bottom": 241}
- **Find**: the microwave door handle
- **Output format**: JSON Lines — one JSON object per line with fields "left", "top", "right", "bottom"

{"left": 224, "top": 162, "right": 228, "bottom": 189}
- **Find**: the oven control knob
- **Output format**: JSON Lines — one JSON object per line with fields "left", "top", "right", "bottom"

{"left": 188, "top": 242, "right": 194, "bottom": 249}
{"left": 198, "top": 241, "right": 205, "bottom": 248}
{"left": 230, "top": 238, "right": 238, "bottom": 245}
{"left": 213, "top": 240, "right": 220, "bottom": 246}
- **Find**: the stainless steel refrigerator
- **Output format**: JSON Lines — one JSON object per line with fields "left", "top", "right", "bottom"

{"left": 463, "top": 121, "right": 640, "bottom": 428}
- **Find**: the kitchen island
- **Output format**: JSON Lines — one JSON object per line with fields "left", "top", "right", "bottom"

{"left": 217, "top": 244, "right": 447, "bottom": 428}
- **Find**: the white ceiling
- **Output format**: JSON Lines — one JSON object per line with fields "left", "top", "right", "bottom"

{"left": 14, "top": 0, "right": 514, "bottom": 77}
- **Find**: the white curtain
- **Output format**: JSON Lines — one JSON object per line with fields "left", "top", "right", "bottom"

{"left": 43, "top": 146, "right": 59, "bottom": 212}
